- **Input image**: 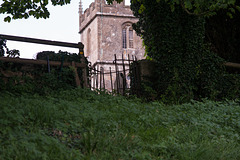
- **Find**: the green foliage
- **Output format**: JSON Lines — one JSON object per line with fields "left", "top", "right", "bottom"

{"left": 1, "top": 89, "right": 240, "bottom": 159}
{"left": 0, "top": 0, "right": 71, "bottom": 22}
{"left": 0, "top": 50, "right": 90, "bottom": 94}
{"left": 6, "top": 49, "right": 20, "bottom": 58}
{"left": 0, "top": 37, "right": 20, "bottom": 57}
{"left": 0, "top": 65, "right": 76, "bottom": 95}
{"left": 36, "top": 50, "right": 82, "bottom": 63}
{"left": 0, "top": 38, "right": 7, "bottom": 57}
{"left": 131, "top": 0, "right": 240, "bottom": 103}
{"left": 132, "top": 0, "right": 240, "bottom": 17}
{"left": 215, "top": 74, "right": 240, "bottom": 100}
{"left": 130, "top": 60, "right": 158, "bottom": 101}
{"left": 35, "top": 67, "right": 76, "bottom": 94}
{"left": 205, "top": 6, "right": 240, "bottom": 63}
{"left": 0, "top": 55, "right": 78, "bottom": 95}
{"left": 36, "top": 50, "right": 89, "bottom": 87}
{"left": 1, "top": 0, "right": 239, "bottom": 22}
{"left": 0, "top": 0, "right": 123, "bottom": 22}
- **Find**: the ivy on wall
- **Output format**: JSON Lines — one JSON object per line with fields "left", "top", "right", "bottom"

{"left": 131, "top": 0, "right": 240, "bottom": 103}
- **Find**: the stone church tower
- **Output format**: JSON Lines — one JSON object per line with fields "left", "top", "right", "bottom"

{"left": 79, "top": 0, "right": 144, "bottom": 64}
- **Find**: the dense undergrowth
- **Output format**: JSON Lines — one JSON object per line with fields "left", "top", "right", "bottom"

{"left": 1, "top": 88, "right": 240, "bottom": 159}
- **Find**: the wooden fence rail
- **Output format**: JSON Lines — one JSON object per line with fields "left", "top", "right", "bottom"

{"left": 0, "top": 34, "right": 84, "bottom": 53}
{"left": 0, "top": 33, "right": 89, "bottom": 88}
{"left": 0, "top": 57, "right": 88, "bottom": 88}
{"left": 0, "top": 57, "right": 85, "bottom": 68}
{"left": 224, "top": 62, "right": 240, "bottom": 69}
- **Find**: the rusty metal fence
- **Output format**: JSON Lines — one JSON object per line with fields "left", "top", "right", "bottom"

{"left": 89, "top": 54, "right": 140, "bottom": 95}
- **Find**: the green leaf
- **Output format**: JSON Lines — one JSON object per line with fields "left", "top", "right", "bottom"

{"left": 184, "top": 0, "right": 193, "bottom": 10}
{"left": 4, "top": 16, "right": 11, "bottom": 22}
{"left": 138, "top": 4, "right": 146, "bottom": 14}
{"left": 236, "top": 6, "right": 240, "bottom": 12}
{"left": 227, "top": 12, "right": 233, "bottom": 18}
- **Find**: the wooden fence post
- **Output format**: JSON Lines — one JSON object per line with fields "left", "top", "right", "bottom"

{"left": 71, "top": 61, "right": 81, "bottom": 87}
{"left": 81, "top": 55, "right": 89, "bottom": 88}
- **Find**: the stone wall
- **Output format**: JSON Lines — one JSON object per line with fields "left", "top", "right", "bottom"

{"left": 80, "top": 17, "right": 99, "bottom": 64}
{"left": 79, "top": 0, "right": 134, "bottom": 32}
{"left": 79, "top": 0, "right": 145, "bottom": 91}
{"left": 99, "top": 16, "right": 143, "bottom": 61}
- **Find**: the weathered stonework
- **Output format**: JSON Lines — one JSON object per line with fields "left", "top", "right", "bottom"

{"left": 79, "top": 0, "right": 144, "bottom": 64}
{"left": 79, "top": 0, "right": 145, "bottom": 91}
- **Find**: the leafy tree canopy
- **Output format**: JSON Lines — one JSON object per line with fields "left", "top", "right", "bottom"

{"left": 133, "top": 0, "right": 240, "bottom": 17}
{"left": 130, "top": 0, "right": 240, "bottom": 103}
{"left": 0, "top": 0, "right": 70, "bottom": 22}
{"left": 1, "top": 0, "right": 239, "bottom": 22}
{"left": 0, "top": 0, "right": 122, "bottom": 22}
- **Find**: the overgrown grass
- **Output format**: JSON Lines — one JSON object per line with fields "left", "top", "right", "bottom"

{"left": 1, "top": 88, "right": 240, "bottom": 159}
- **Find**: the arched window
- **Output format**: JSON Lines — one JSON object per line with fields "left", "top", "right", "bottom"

{"left": 122, "top": 22, "right": 134, "bottom": 49}
{"left": 122, "top": 28, "right": 127, "bottom": 48}
{"left": 129, "top": 27, "right": 133, "bottom": 48}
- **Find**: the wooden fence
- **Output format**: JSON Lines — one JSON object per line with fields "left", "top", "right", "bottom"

{"left": 0, "top": 34, "right": 89, "bottom": 88}
{"left": 0, "top": 34, "right": 84, "bottom": 53}
{"left": 0, "top": 57, "right": 88, "bottom": 88}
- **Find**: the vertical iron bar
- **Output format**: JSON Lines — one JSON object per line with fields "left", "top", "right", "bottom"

{"left": 94, "top": 67, "right": 97, "bottom": 90}
{"left": 89, "top": 63, "right": 92, "bottom": 90}
{"left": 102, "top": 67, "right": 105, "bottom": 90}
{"left": 128, "top": 54, "right": 131, "bottom": 66}
{"left": 89, "top": 70, "right": 92, "bottom": 90}
{"left": 133, "top": 58, "right": 137, "bottom": 95}
{"left": 114, "top": 54, "right": 119, "bottom": 94}
{"left": 128, "top": 54, "right": 131, "bottom": 91}
{"left": 96, "top": 65, "right": 99, "bottom": 89}
{"left": 92, "top": 68, "right": 95, "bottom": 90}
{"left": 94, "top": 68, "right": 96, "bottom": 90}
{"left": 100, "top": 66, "right": 102, "bottom": 91}
{"left": 90, "top": 68, "right": 93, "bottom": 90}
{"left": 122, "top": 54, "right": 126, "bottom": 96}
{"left": 110, "top": 67, "right": 113, "bottom": 93}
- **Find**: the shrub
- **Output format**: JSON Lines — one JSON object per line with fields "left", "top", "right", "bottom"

{"left": 0, "top": 50, "right": 87, "bottom": 95}
{"left": 131, "top": 0, "right": 238, "bottom": 103}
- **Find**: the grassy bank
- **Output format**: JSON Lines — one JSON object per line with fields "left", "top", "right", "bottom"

{"left": 1, "top": 88, "right": 240, "bottom": 159}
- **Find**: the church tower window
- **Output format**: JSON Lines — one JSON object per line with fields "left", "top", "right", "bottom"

{"left": 122, "top": 28, "right": 127, "bottom": 48}
{"left": 129, "top": 28, "right": 133, "bottom": 48}
{"left": 122, "top": 22, "right": 134, "bottom": 49}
